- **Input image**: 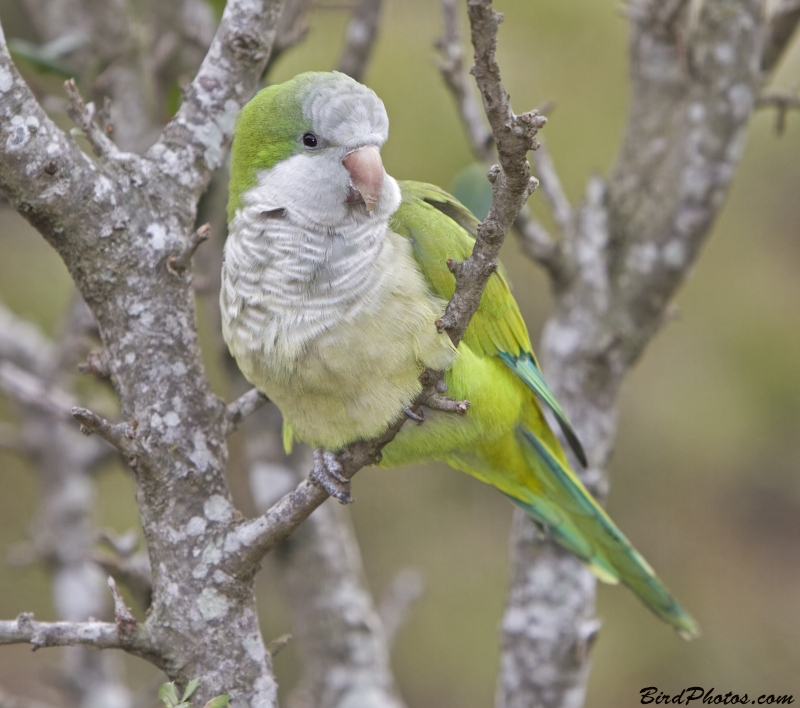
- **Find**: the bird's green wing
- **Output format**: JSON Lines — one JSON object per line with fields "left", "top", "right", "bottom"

{"left": 391, "top": 180, "right": 587, "bottom": 466}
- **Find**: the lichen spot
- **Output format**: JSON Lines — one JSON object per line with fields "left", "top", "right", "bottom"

{"left": 204, "top": 494, "right": 233, "bottom": 523}
{"left": 186, "top": 516, "right": 207, "bottom": 536}
{"left": 198, "top": 587, "right": 229, "bottom": 621}
{"left": 146, "top": 223, "right": 167, "bottom": 250}
{"left": 0, "top": 66, "right": 12, "bottom": 93}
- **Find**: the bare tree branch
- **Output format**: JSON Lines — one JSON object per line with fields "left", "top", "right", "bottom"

{"left": 225, "top": 388, "right": 270, "bottom": 433}
{"left": 756, "top": 88, "right": 800, "bottom": 135}
{"left": 94, "top": 552, "right": 153, "bottom": 611}
{"left": 435, "top": 0, "right": 544, "bottom": 343}
{"left": 338, "top": 0, "right": 384, "bottom": 81}
{"left": 1, "top": 1, "right": 289, "bottom": 702}
{"left": 0, "top": 298, "right": 130, "bottom": 708}
{"left": 0, "top": 686, "right": 61, "bottom": 708}
{"left": 762, "top": 0, "right": 800, "bottom": 72}
{"left": 168, "top": 222, "right": 211, "bottom": 274}
{"left": 151, "top": 0, "right": 285, "bottom": 199}
{"left": 435, "top": 0, "right": 494, "bottom": 162}
{"left": 378, "top": 568, "right": 425, "bottom": 647}
{"left": 0, "top": 361, "right": 76, "bottom": 418}
{"left": 72, "top": 407, "right": 140, "bottom": 458}
{"left": 498, "top": 2, "right": 771, "bottom": 706}
{"left": 533, "top": 141, "right": 572, "bottom": 233}
{"left": 0, "top": 613, "right": 158, "bottom": 662}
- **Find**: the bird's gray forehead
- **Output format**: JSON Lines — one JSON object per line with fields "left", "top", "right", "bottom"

{"left": 303, "top": 75, "right": 389, "bottom": 149}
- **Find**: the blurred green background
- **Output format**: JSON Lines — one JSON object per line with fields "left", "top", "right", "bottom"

{"left": 1, "top": 0, "right": 799, "bottom": 706}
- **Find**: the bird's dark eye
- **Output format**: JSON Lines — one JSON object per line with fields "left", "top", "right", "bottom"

{"left": 302, "top": 133, "right": 318, "bottom": 148}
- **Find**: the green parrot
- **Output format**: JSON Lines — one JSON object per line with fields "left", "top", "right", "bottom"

{"left": 221, "top": 71, "right": 699, "bottom": 639}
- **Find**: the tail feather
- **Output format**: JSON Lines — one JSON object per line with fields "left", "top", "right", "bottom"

{"left": 516, "top": 428, "right": 700, "bottom": 640}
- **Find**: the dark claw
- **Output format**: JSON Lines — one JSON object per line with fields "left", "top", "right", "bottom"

{"left": 404, "top": 406, "right": 424, "bottom": 424}
{"left": 310, "top": 448, "right": 353, "bottom": 504}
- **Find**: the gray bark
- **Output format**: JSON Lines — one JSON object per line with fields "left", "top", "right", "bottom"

{"left": 497, "top": 2, "right": 797, "bottom": 707}
{"left": 0, "top": 0, "right": 284, "bottom": 703}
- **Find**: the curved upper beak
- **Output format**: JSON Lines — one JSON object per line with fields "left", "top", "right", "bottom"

{"left": 342, "top": 146, "right": 384, "bottom": 212}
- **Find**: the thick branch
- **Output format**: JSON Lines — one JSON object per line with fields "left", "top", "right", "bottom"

{"left": 150, "top": 0, "right": 285, "bottom": 198}
{"left": 338, "top": 0, "right": 384, "bottom": 82}
{"left": 499, "top": 1, "right": 768, "bottom": 706}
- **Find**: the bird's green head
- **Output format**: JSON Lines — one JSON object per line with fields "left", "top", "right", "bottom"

{"left": 227, "top": 71, "right": 392, "bottom": 223}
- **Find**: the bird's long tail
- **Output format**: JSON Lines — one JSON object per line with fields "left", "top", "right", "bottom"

{"left": 515, "top": 428, "right": 699, "bottom": 639}
{"left": 447, "top": 425, "right": 700, "bottom": 639}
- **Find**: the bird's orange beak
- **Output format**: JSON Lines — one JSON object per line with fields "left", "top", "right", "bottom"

{"left": 342, "top": 146, "right": 384, "bottom": 212}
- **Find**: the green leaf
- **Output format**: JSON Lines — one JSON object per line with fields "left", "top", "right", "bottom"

{"left": 158, "top": 682, "right": 180, "bottom": 707}
{"left": 203, "top": 695, "right": 231, "bottom": 708}
{"left": 182, "top": 679, "right": 201, "bottom": 702}
{"left": 7, "top": 34, "right": 87, "bottom": 79}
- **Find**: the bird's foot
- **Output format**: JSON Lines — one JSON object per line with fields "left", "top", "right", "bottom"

{"left": 310, "top": 448, "right": 353, "bottom": 504}
{"left": 404, "top": 406, "right": 424, "bottom": 424}
{"left": 425, "top": 392, "right": 470, "bottom": 414}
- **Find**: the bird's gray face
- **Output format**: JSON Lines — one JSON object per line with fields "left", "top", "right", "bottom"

{"left": 301, "top": 75, "right": 391, "bottom": 214}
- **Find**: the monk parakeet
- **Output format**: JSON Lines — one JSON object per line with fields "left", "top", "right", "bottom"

{"left": 221, "top": 71, "right": 699, "bottom": 639}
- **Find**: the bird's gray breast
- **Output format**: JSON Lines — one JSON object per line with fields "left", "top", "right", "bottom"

{"left": 220, "top": 205, "right": 387, "bottom": 367}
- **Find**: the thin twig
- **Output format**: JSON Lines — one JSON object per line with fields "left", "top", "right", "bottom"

{"left": 263, "top": 0, "right": 313, "bottom": 77}
{"left": 107, "top": 576, "right": 138, "bottom": 642}
{"left": 515, "top": 208, "right": 570, "bottom": 286}
{"left": 225, "top": 388, "right": 269, "bottom": 434}
{"left": 435, "top": 0, "right": 545, "bottom": 345}
{"left": 63, "top": 79, "right": 121, "bottom": 158}
{"left": 0, "top": 360, "right": 75, "bottom": 418}
{"left": 435, "top": 0, "right": 494, "bottom": 162}
{"left": 378, "top": 568, "right": 425, "bottom": 647}
{"left": 168, "top": 223, "right": 211, "bottom": 274}
{"left": 265, "top": 633, "right": 292, "bottom": 657}
{"left": 71, "top": 406, "right": 139, "bottom": 456}
{"left": 0, "top": 613, "right": 154, "bottom": 658}
{"left": 77, "top": 349, "right": 111, "bottom": 378}
{"left": 756, "top": 88, "right": 800, "bottom": 135}
{"left": 94, "top": 553, "right": 153, "bottom": 610}
{"left": 534, "top": 141, "right": 572, "bottom": 232}
{"left": 338, "top": 0, "right": 384, "bottom": 81}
